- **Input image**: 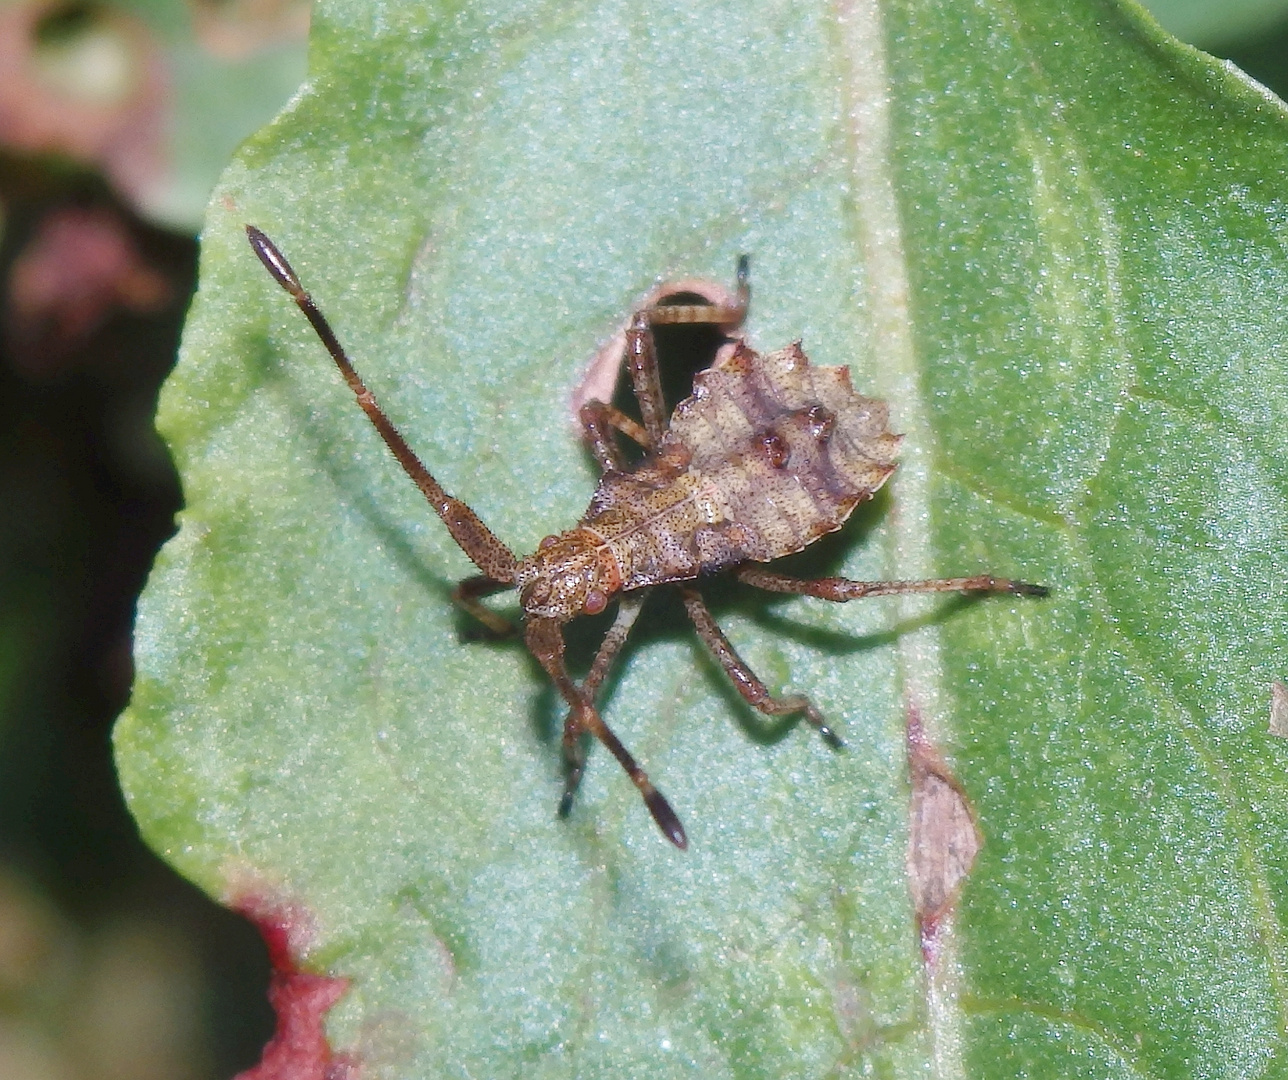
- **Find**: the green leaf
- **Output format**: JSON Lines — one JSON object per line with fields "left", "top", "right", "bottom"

{"left": 117, "top": 0, "right": 1288, "bottom": 1075}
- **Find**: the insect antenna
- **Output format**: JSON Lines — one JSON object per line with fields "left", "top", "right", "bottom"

{"left": 245, "top": 225, "right": 518, "bottom": 585}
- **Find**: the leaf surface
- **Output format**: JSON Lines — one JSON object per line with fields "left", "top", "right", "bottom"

{"left": 118, "top": 1, "right": 1288, "bottom": 1075}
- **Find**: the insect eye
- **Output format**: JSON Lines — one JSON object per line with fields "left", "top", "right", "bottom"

{"left": 583, "top": 588, "right": 608, "bottom": 615}
{"left": 760, "top": 432, "right": 790, "bottom": 469}
{"left": 538, "top": 534, "right": 560, "bottom": 551}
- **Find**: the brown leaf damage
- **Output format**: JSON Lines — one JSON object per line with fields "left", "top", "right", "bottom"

{"left": 906, "top": 707, "right": 982, "bottom": 947}
{"left": 1271, "top": 681, "right": 1288, "bottom": 738}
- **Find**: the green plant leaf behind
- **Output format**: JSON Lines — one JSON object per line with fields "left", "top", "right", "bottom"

{"left": 116, "top": 0, "right": 1288, "bottom": 1075}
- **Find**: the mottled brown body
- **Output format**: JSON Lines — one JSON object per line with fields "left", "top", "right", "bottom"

{"left": 585, "top": 340, "right": 901, "bottom": 588}
{"left": 248, "top": 226, "right": 1047, "bottom": 850}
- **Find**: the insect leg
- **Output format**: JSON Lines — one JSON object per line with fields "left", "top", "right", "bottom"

{"left": 625, "top": 256, "right": 751, "bottom": 448}
{"left": 644, "top": 255, "right": 750, "bottom": 328}
{"left": 623, "top": 311, "right": 668, "bottom": 447}
{"left": 735, "top": 566, "right": 1049, "bottom": 600}
{"left": 680, "top": 587, "right": 843, "bottom": 749}
{"left": 452, "top": 575, "right": 518, "bottom": 637}
{"left": 525, "top": 615, "right": 686, "bottom": 848}
{"left": 246, "top": 226, "right": 519, "bottom": 585}
{"left": 558, "top": 592, "right": 648, "bottom": 816}
{"left": 578, "top": 401, "right": 648, "bottom": 470}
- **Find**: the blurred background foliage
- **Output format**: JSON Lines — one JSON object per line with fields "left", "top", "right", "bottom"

{"left": 0, "top": 0, "right": 1285, "bottom": 1077}
{"left": 0, "top": 3, "right": 302, "bottom": 1076}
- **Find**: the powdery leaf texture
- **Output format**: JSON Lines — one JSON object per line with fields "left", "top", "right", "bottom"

{"left": 117, "top": 0, "right": 1288, "bottom": 1077}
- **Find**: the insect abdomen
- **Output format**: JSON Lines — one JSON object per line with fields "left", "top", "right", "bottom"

{"left": 582, "top": 341, "right": 902, "bottom": 592}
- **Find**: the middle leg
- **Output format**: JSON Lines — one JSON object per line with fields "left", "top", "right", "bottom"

{"left": 579, "top": 400, "right": 651, "bottom": 470}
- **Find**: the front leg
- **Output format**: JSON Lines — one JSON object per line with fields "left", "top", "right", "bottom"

{"left": 557, "top": 592, "right": 648, "bottom": 816}
{"left": 524, "top": 616, "right": 686, "bottom": 848}
{"left": 452, "top": 575, "right": 518, "bottom": 637}
{"left": 579, "top": 400, "right": 652, "bottom": 470}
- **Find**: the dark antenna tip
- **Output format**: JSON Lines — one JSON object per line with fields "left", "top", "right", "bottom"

{"left": 645, "top": 789, "right": 688, "bottom": 850}
{"left": 245, "top": 224, "right": 303, "bottom": 296}
{"left": 1012, "top": 581, "right": 1050, "bottom": 598}
{"left": 735, "top": 254, "right": 750, "bottom": 283}
{"left": 819, "top": 724, "right": 845, "bottom": 751}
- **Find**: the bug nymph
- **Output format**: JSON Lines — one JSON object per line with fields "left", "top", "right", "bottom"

{"left": 246, "top": 225, "right": 1047, "bottom": 850}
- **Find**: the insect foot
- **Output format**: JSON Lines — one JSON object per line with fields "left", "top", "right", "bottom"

{"left": 247, "top": 225, "right": 1046, "bottom": 849}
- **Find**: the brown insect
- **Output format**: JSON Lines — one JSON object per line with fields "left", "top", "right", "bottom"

{"left": 246, "top": 226, "right": 1046, "bottom": 849}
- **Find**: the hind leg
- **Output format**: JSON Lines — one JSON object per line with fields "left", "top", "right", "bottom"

{"left": 680, "top": 586, "right": 843, "bottom": 748}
